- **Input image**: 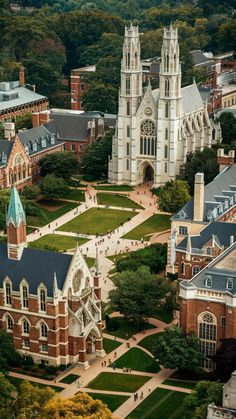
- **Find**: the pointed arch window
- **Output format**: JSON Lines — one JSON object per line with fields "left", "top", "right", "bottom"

{"left": 127, "top": 125, "right": 130, "bottom": 137}
{"left": 180, "top": 262, "right": 185, "bottom": 275}
{"left": 165, "top": 102, "right": 169, "bottom": 118}
{"left": 22, "top": 284, "right": 28, "bottom": 309}
{"left": 22, "top": 319, "right": 30, "bottom": 335}
{"left": 126, "top": 52, "right": 130, "bottom": 69}
{"left": 165, "top": 128, "right": 168, "bottom": 140}
{"left": 140, "top": 120, "right": 157, "bottom": 157}
{"left": 198, "top": 312, "right": 217, "bottom": 369}
{"left": 126, "top": 142, "right": 130, "bottom": 156}
{"left": 164, "top": 145, "right": 168, "bottom": 159}
{"left": 40, "top": 322, "right": 48, "bottom": 338}
{"left": 165, "top": 54, "right": 169, "bottom": 72}
{"left": 135, "top": 52, "right": 138, "bottom": 68}
{"left": 5, "top": 281, "right": 12, "bottom": 306}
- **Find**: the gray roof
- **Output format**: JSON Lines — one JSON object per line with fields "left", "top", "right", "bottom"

{"left": 0, "top": 243, "right": 72, "bottom": 297}
{"left": 177, "top": 221, "right": 236, "bottom": 251}
{"left": 46, "top": 111, "right": 116, "bottom": 142}
{"left": 0, "top": 82, "right": 47, "bottom": 112}
{"left": 18, "top": 125, "right": 63, "bottom": 156}
{"left": 181, "top": 84, "right": 204, "bottom": 113}
{"left": 198, "top": 86, "right": 211, "bottom": 103}
{"left": 190, "top": 50, "right": 212, "bottom": 66}
{"left": 0, "top": 140, "right": 13, "bottom": 167}
{"left": 182, "top": 242, "right": 236, "bottom": 294}
{"left": 173, "top": 163, "right": 236, "bottom": 222}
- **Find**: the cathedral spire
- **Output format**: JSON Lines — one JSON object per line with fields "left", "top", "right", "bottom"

{"left": 6, "top": 186, "right": 27, "bottom": 260}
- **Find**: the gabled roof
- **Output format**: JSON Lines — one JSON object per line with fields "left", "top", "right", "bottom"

{"left": 0, "top": 83, "right": 47, "bottom": 112}
{"left": 6, "top": 187, "right": 26, "bottom": 227}
{"left": 18, "top": 125, "right": 63, "bottom": 155}
{"left": 182, "top": 241, "right": 236, "bottom": 294}
{"left": 0, "top": 243, "right": 72, "bottom": 297}
{"left": 190, "top": 50, "right": 212, "bottom": 66}
{"left": 173, "top": 163, "right": 236, "bottom": 222}
{"left": 177, "top": 221, "right": 236, "bottom": 251}
{"left": 181, "top": 84, "right": 204, "bottom": 113}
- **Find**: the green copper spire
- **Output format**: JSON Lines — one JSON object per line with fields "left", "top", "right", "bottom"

{"left": 6, "top": 187, "right": 26, "bottom": 227}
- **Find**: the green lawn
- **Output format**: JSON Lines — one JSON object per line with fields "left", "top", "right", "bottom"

{"left": 60, "top": 373, "right": 80, "bottom": 384}
{"left": 114, "top": 348, "right": 160, "bottom": 373}
{"left": 85, "top": 256, "right": 95, "bottom": 268}
{"left": 123, "top": 214, "right": 171, "bottom": 241}
{"left": 27, "top": 200, "right": 77, "bottom": 227}
{"left": 57, "top": 208, "right": 135, "bottom": 236}
{"left": 8, "top": 376, "right": 62, "bottom": 392}
{"left": 103, "top": 337, "right": 122, "bottom": 354}
{"left": 88, "top": 392, "right": 129, "bottom": 412}
{"left": 129, "top": 388, "right": 187, "bottom": 419}
{"left": 62, "top": 188, "right": 85, "bottom": 202}
{"left": 29, "top": 234, "right": 88, "bottom": 252}
{"left": 94, "top": 185, "right": 133, "bottom": 191}
{"left": 138, "top": 332, "right": 164, "bottom": 356}
{"left": 97, "top": 193, "right": 142, "bottom": 209}
{"left": 88, "top": 372, "right": 150, "bottom": 392}
{"left": 163, "top": 379, "right": 196, "bottom": 390}
{"left": 104, "top": 317, "right": 155, "bottom": 340}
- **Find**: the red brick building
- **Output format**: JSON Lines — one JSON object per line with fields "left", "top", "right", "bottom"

{"left": 0, "top": 188, "right": 104, "bottom": 366}
{"left": 0, "top": 67, "right": 48, "bottom": 122}
{"left": 0, "top": 123, "right": 64, "bottom": 189}
{"left": 179, "top": 242, "right": 236, "bottom": 368}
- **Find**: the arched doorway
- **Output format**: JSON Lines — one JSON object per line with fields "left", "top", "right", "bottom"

{"left": 144, "top": 165, "right": 154, "bottom": 182}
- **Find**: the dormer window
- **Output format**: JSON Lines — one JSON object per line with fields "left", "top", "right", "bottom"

{"left": 227, "top": 279, "right": 233, "bottom": 290}
{"left": 32, "top": 143, "right": 37, "bottom": 152}
{"left": 206, "top": 276, "right": 212, "bottom": 288}
{"left": 206, "top": 247, "right": 212, "bottom": 255}
{"left": 41, "top": 138, "right": 46, "bottom": 148}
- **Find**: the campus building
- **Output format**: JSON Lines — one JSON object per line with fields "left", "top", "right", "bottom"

{"left": 0, "top": 67, "right": 48, "bottom": 121}
{"left": 0, "top": 122, "right": 64, "bottom": 189}
{"left": 207, "top": 370, "right": 236, "bottom": 418}
{"left": 0, "top": 188, "right": 104, "bottom": 367}
{"left": 108, "top": 24, "right": 221, "bottom": 187}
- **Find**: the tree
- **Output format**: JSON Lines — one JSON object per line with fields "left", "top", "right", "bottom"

{"left": 82, "top": 81, "right": 118, "bottom": 114}
{"left": 82, "top": 129, "right": 113, "bottom": 181}
{"left": 158, "top": 180, "right": 191, "bottom": 213}
{"left": 218, "top": 112, "right": 236, "bottom": 145}
{"left": 40, "top": 174, "right": 69, "bottom": 199}
{"left": 116, "top": 243, "right": 167, "bottom": 274}
{"left": 14, "top": 112, "right": 32, "bottom": 132}
{"left": 109, "top": 266, "right": 175, "bottom": 326}
{"left": 153, "top": 326, "right": 203, "bottom": 372}
{"left": 15, "top": 380, "right": 56, "bottom": 419}
{"left": 43, "top": 392, "right": 113, "bottom": 418}
{"left": 21, "top": 185, "right": 40, "bottom": 201}
{"left": 39, "top": 151, "right": 79, "bottom": 180}
{"left": 212, "top": 338, "right": 236, "bottom": 382}
{"left": 181, "top": 148, "right": 218, "bottom": 194}
{"left": 0, "top": 330, "right": 22, "bottom": 372}
{"left": 181, "top": 380, "right": 223, "bottom": 419}
{"left": 0, "top": 373, "right": 15, "bottom": 418}
{"left": 0, "top": 189, "right": 10, "bottom": 231}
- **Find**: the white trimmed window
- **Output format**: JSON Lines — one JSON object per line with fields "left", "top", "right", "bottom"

{"left": 22, "top": 319, "right": 30, "bottom": 335}
{"left": 220, "top": 316, "right": 226, "bottom": 327}
{"left": 23, "top": 339, "right": 30, "bottom": 349}
{"left": 227, "top": 279, "right": 233, "bottom": 290}
{"left": 41, "top": 323, "right": 48, "bottom": 338}
{"left": 179, "top": 226, "right": 188, "bottom": 236}
{"left": 41, "top": 343, "right": 48, "bottom": 353}
{"left": 198, "top": 312, "right": 217, "bottom": 369}
{"left": 192, "top": 266, "right": 200, "bottom": 276}
{"left": 180, "top": 262, "right": 185, "bottom": 275}
{"left": 22, "top": 284, "right": 28, "bottom": 309}
{"left": 206, "top": 276, "right": 212, "bottom": 288}
{"left": 7, "top": 316, "right": 13, "bottom": 331}
{"left": 39, "top": 288, "right": 46, "bottom": 312}
{"left": 5, "top": 281, "right": 12, "bottom": 305}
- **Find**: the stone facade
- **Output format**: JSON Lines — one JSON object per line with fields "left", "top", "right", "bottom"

{"left": 207, "top": 371, "right": 236, "bottom": 418}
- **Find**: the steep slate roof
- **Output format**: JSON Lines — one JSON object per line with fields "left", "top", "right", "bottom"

{"left": 181, "top": 84, "right": 204, "bottom": 113}
{"left": 177, "top": 221, "right": 236, "bottom": 251}
{"left": 0, "top": 140, "right": 14, "bottom": 167}
{"left": 7, "top": 187, "right": 26, "bottom": 226}
{"left": 18, "top": 125, "right": 63, "bottom": 156}
{"left": 173, "top": 163, "right": 236, "bottom": 222}
{"left": 190, "top": 50, "right": 213, "bottom": 66}
{"left": 0, "top": 83, "right": 47, "bottom": 112}
{"left": 0, "top": 243, "right": 72, "bottom": 296}
{"left": 181, "top": 242, "right": 236, "bottom": 294}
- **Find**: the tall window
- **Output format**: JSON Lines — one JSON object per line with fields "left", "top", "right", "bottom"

{"left": 227, "top": 279, "right": 233, "bottom": 290}
{"left": 165, "top": 128, "right": 168, "bottom": 140}
{"left": 127, "top": 101, "right": 130, "bottom": 116}
{"left": 40, "top": 289, "right": 46, "bottom": 312}
{"left": 126, "top": 159, "right": 129, "bottom": 170}
{"left": 126, "top": 52, "right": 130, "bottom": 68}
{"left": 165, "top": 102, "right": 169, "bottom": 118}
{"left": 22, "top": 285, "right": 28, "bottom": 308}
{"left": 180, "top": 262, "right": 185, "bottom": 275}
{"left": 198, "top": 312, "right": 217, "bottom": 369}
{"left": 5, "top": 282, "right": 12, "bottom": 305}
{"left": 179, "top": 226, "right": 188, "bottom": 236}
{"left": 7, "top": 316, "right": 13, "bottom": 331}
{"left": 164, "top": 145, "right": 168, "bottom": 159}
{"left": 126, "top": 142, "right": 130, "bottom": 156}
{"left": 126, "top": 76, "right": 130, "bottom": 94}
{"left": 164, "top": 162, "right": 168, "bottom": 173}
{"left": 22, "top": 319, "right": 30, "bottom": 335}
{"left": 127, "top": 125, "right": 130, "bottom": 137}
{"left": 41, "top": 323, "right": 48, "bottom": 338}
{"left": 140, "top": 120, "right": 157, "bottom": 156}
{"left": 165, "top": 79, "right": 169, "bottom": 97}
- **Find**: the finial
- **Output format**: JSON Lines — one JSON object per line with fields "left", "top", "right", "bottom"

{"left": 186, "top": 232, "right": 191, "bottom": 253}
{"left": 53, "top": 272, "right": 59, "bottom": 297}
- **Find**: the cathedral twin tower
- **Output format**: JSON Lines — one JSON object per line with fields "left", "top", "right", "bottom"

{"left": 108, "top": 24, "right": 220, "bottom": 187}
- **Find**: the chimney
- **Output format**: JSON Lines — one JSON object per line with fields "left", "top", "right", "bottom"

{"left": 217, "top": 148, "right": 235, "bottom": 173}
{"left": 32, "top": 110, "right": 51, "bottom": 128}
{"left": 19, "top": 65, "right": 25, "bottom": 87}
{"left": 230, "top": 235, "right": 234, "bottom": 246}
{"left": 3, "top": 122, "right": 15, "bottom": 140}
{"left": 193, "top": 173, "right": 204, "bottom": 222}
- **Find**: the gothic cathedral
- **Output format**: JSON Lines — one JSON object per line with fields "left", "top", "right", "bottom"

{"left": 108, "top": 24, "right": 221, "bottom": 187}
